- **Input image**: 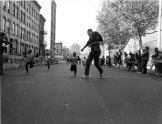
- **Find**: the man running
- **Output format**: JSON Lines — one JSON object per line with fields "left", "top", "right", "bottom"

{"left": 81, "top": 29, "right": 103, "bottom": 79}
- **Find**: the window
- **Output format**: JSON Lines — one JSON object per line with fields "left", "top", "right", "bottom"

{"left": 12, "top": 23, "right": 15, "bottom": 34}
{"left": 13, "top": 4, "right": 16, "bottom": 17}
{"left": 15, "top": 25, "right": 18, "bottom": 36}
{"left": 23, "top": 13, "right": 25, "bottom": 23}
{"left": 21, "top": 0, "right": 23, "bottom": 6}
{"left": 17, "top": 7, "right": 19, "bottom": 19}
{"left": 26, "top": 30, "right": 28, "bottom": 41}
{"left": 29, "top": 32, "right": 31, "bottom": 41}
{"left": 6, "top": 1, "right": 9, "bottom": 12}
{"left": 2, "top": 17, "right": 6, "bottom": 31}
{"left": 2, "top": 1, "right": 5, "bottom": 10}
{"left": 20, "top": 27, "right": 22, "bottom": 38}
{"left": 23, "top": 29, "right": 25, "bottom": 40}
{"left": 20, "top": 11, "right": 23, "bottom": 22}
{"left": 6, "top": 20, "right": 10, "bottom": 33}
{"left": 17, "top": 25, "right": 19, "bottom": 36}
{"left": 15, "top": 6, "right": 18, "bottom": 18}
{"left": 33, "top": 9, "right": 35, "bottom": 18}
{"left": 20, "top": 27, "right": 22, "bottom": 39}
{"left": 29, "top": 17, "right": 31, "bottom": 27}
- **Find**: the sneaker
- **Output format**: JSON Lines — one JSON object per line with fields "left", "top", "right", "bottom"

{"left": 82, "top": 75, "right": 89, "bottom": 79}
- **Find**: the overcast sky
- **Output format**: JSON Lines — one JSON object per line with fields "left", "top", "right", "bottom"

{"left": 38, "top": 0, "right": 104, "bottom": 49}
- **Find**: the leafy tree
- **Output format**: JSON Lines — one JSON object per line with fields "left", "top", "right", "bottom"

{"left": 97, "top": 0, "right": 159, "bottom": 50}
{"left": 70, "top": 43, "right": 81, "bottom": 55}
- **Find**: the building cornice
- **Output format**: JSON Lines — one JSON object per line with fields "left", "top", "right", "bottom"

{"left": 33, "top": 1, "right": 41, "bottom": 10}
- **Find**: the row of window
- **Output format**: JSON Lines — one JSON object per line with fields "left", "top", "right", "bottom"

{"left": 18, "top": 0, "right": 39, "bottom": 20}
{"left": 2, "top": 1, "right": 39, "bottom": 21}
{"left": 2, "top": 1, "right": 39, "bottom": 33}
{"left": 2, "top": 17, "right": 39, "bottom": 43}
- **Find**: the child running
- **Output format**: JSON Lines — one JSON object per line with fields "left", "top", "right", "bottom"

{"left": 70, "top": 52, "right": 79, "bottom": 76}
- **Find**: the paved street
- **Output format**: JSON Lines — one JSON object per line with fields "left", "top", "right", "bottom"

{"left": 1, "top": 63, "right": 162, "bottom": 124}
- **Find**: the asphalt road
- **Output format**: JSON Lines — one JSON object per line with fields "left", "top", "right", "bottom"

{"left": 1, "top": 63, "right": 162, "bottom": 124}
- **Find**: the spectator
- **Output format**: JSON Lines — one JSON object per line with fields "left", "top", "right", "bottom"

{"left": 137, "top": 50, "right": 142, "bottom": 73}
{"left": 117, "top": 49, "right": 122, "bottom": 68}
{"left": 113, "top": 54, "right": 118, "bottom": 68}
{"left": 106, "top": 56, "right": 112, "bottom": 67}
{"left": 124, "top": 52, "right": 129, "bottom": 70}
{"left": 142, "top": 47, "right": 150, "bottom": 74}
{"left": 100, "top": 56, "right": 105, "bottom": 66}
{"left": 154, "top": 47, "right": 162, "bottom": 75}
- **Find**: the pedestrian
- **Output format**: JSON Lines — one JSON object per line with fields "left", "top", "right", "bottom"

{"left": 78, "top": 56, "right": 81, "bottom": 64}
{"left": 113, "top": 54, "right": 118, "bottom": 68}
{"left": 119, "top": 49, "right": 123, "bottom": 68}
{"left": 25, "top": 49, "right": 34, "bottom": 73}
{"left": 81, "top": 29, "right": 103, "bottom": 79}
{"left": 124, "top": 52, "right": 129, "bottom": 70}
{"left": 142, "top": 47, "right": 150, "bottom": 74}
{"left": 137, "top": 50, "right": 142, "bottom": 73}
{"left": 100, "top": 56, "right": 105, "bottom": 66}
{"left": 66, "top": 55, "right": 70, "bottom": 64}
{"left": 128, "top": 52, "right": 134, "bottom": 71}
{"left": 106, "top": 56, "right": 108, "bottom": 66}
{"left": 45, "top": 56, "right": 50, "bottom": 70}
{"left": 70, "top": 52, "right": 78, "bottom": 76}
{"left": 82, "top": 57, "right": 87, "bottom": 67}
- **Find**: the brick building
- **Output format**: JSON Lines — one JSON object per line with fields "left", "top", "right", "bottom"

{"left": 0, "top": 0, "right": 41, "bottom": 56}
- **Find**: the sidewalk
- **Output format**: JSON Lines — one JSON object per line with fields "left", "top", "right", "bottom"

{"left": 3, "top": 61, "right": 46, "bottom": 70}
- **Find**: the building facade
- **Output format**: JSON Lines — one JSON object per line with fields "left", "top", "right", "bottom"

{"left": 62, "top": 46, "right": 70, "bottom": 61}
{"left": 39, "top": 14, "right": 46, "bottom": 57}
{"left": 0, "top": 0, "right": 41, "bottom": 56}
{"left": 50, "top": 0, "right": 56, "bottom": 58}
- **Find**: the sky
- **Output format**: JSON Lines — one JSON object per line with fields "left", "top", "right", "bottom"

{"left": 38, "top": 0, "right": 104, "bottom": 49}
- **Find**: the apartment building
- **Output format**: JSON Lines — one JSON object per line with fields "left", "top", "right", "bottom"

{"left": 0, "top": 0, "right": 41, "bottom": 56}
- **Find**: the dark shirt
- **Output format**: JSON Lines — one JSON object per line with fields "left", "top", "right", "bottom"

{"left": 142, "top": 51, "right": 149, "bottom": 61}
{"left": 86, "top": 31, "right": 103, "bottom": 52}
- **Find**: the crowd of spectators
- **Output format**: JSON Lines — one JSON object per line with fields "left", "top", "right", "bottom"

{"left": 104, "top": 47, "right": 162, "bottom": 76}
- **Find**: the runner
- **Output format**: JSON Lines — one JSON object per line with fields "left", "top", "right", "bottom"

{"left": 82, "top": 57, "right": 87, "bottom": 67}
{"left": 25, "top": 49, "right": 34, "bottom": 73}
{"left": 70, "top": 52, "right": 78, "bottom": 76}
{"left": 45, "top": 56, "right": 50, "bottom": 70}
{"left": 81, "top": 29, "right": 103, "bottom": 79}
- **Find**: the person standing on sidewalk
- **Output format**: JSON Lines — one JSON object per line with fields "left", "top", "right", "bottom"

{"left": 81, "top": 29, "right": 103, "bottom": 79}
{"left": 142, "top": 47, "right": 150, "bottom": 74}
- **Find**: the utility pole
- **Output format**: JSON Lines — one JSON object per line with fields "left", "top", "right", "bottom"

{"left": 158, "top": 0, "right": 162, "bottom": 51}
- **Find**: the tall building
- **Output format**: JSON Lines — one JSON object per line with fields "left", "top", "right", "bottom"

{"left": 39, "top": 14, "right": 46, "bottom": 57}
{"left": 50, "top": 0, "right": 56, "bottom": 58}
{"left": 0, "top": 0, "right": 41, "bottom": 56}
